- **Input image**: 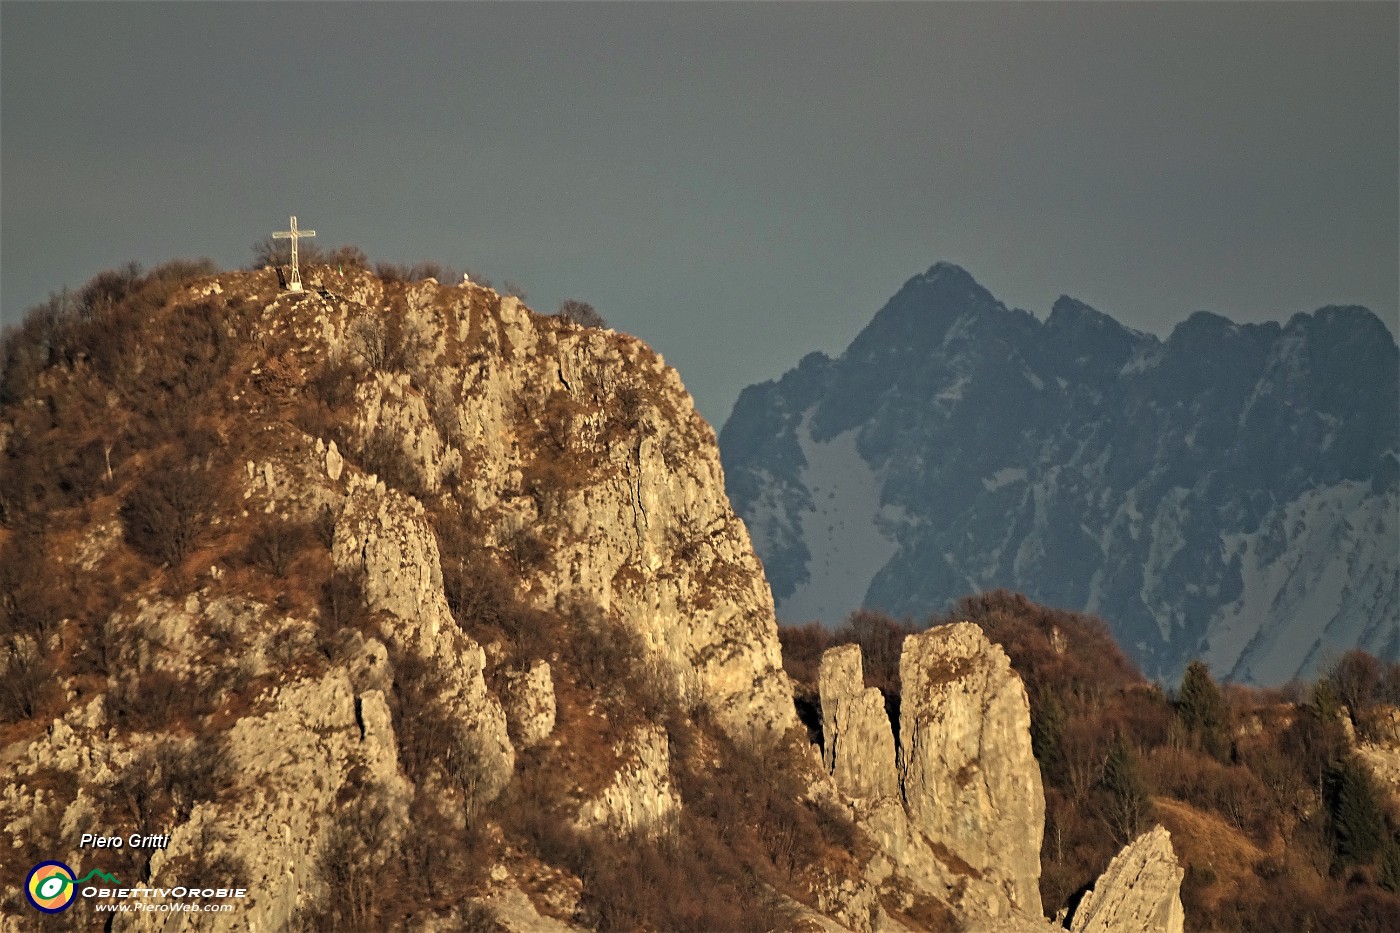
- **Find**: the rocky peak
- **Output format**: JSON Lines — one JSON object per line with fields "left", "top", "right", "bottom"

{"left": 818, "top": 644, "right": 899, "bottom": 800}
{"left": 899, "top": 623, "right": 1046, "bottom": 917}
{"left": 0, "top": 260, "right": 806, "bottom": 928}
{"left": 817, "top": 623, "right": 1048, "bottom": 924}
{"left": 1042, "top": 296, "right": 1147, "bottom": 378}
{"left": 722, "top": 262, "right": 1397, "bottom": 683}
{"left": 843, "top": 261, "right": 1009, "bottom": 364}
{"left": 1068, "top": 825, "right": 1185, "bottom": 933}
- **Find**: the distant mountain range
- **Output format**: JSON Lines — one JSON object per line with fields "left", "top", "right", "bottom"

{"left": 720, "top": 262, "right": 1399, "bottom": 684}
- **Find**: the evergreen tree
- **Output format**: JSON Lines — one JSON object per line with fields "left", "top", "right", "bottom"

{"left": 1030, "top": 689, "right": 1066, "bottom": 780}
{"left": 1177, "top": 660, "right": 1230, "bottom": 760}
{"left": 1326, "top": 756, "right": 1385, "bottom": 868}
{"left": 1101, "top": 731, "right": 1154, "bottom": 846}
{"left": 1379, "top": 836, "right": 1400, "bottom": 893}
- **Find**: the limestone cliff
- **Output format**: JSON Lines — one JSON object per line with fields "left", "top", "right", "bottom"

{"left": 818, "top": 623, "right": 1051, "bottom": 929}
{"left": 0, "top": 265, "right": 798, "bottom": 930}
{"left": 899, "top": 623, "right": 1046, "bottom": 916}
{"left": 819, "top": 644, "right": 899, "bottom": 800}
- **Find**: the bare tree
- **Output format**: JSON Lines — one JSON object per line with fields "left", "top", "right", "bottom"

{"left": 557, "top": 299, "right": 606, "bottom": 329}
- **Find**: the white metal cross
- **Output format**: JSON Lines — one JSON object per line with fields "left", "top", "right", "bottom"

{"left": 271, "top": 215, "right": 317, "bottom": 292}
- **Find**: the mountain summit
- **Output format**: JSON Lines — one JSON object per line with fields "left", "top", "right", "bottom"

{"left": 721, "top": 264, "right": 1398, "bottom": 683}
{"left": 9, "top": 259, "right": 1159, "bottom": 931}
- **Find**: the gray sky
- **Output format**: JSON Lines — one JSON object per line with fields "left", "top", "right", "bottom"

{"left": 3, "top": 2, "right": 1396, "bottom": 427}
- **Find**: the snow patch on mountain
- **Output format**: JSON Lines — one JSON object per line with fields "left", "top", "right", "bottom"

{"left": 779, "top": 422, "right": 900, "bottom": 624}
{"left": 983, "top": 467, "right": 1028, "bottom": 492}
{"left": 1205, "top": 482, "right": 1399, "bottom": 684}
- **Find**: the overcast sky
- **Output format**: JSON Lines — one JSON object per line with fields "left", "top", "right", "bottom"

{"left": 3, "top": 2, "right": 1395, "bottom": 426}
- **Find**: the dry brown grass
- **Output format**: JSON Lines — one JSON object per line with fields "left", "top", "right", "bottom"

{"left": 1155, "top": 796, "right": 1268, "bottom": 911}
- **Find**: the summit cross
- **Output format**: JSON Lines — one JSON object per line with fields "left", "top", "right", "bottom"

{"left": 271, "top": 215, "right": 317, "bottom": 292}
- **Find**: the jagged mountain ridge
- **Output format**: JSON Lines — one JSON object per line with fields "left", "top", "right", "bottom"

{"left": 720, "top": 262, "right": 1399, "bottom": 683}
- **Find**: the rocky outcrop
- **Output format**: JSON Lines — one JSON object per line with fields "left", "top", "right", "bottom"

{"left": 322, "top": 437, "right": 344, "bottom": 481}
{"left": 1351, "top": 706, "right": 1400, "bottom": 808}
{"left": 501, "top": 660, "right": 556, "bottom": 749}
{"left": 1069, "top": 825, "right": 1184, "bottom": 933}
{"left": 333, "top": 474, "right": 515, "bottom": 801}
{"left": 351, "top": 371, "right": 457, "bottom": 494}
{"left": 576, "top": 726, "right": 679, "bottom": 837}
{"left": 133, "top": 671, "right": 409, "bottom": 933}
{"left": 819, "top": 644, "right": 899, "bottom": 800}
{"left": 816, "top": 624, "right": 1049, "bottom": 927}
{"left": 381, "top": 283, "right": 798, "bottom": 742}
{"left": 899, "top": 623, "right": 1045, "bottom": 917}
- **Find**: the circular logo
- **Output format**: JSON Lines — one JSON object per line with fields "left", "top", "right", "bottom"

{"left": 25, "top": 861, "right": 77, "bottom": 913}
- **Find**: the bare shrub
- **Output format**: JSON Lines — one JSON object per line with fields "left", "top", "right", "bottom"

{"left": 244, "top": 519, "right": 312, "bottom": 579}
{"left": 0, "top": 532, "right": 72, "bottom": 643}
{"left": 325, "top": 245, "right": 370, "bottom": 271}
{"left": 300, "top": 792, "right": 393, "bottom": 931}
{"left": 305, "top": 355, "right": 361, "bottom": 411}
{"left": 388, "top": 650, "right": 457, "bottom": 785}
{"left": 107, "top": 669, "right": 217, "bottom": 733}
{"left": 320, "top": 568, "right": 367, "bottom": 632}
{"left": 103, "top": 737, "right": 232, "bottom": 881}
{"left": 778, "top": 621, "right": 831, "bottom": 688}
{"left": 397, "top": 790, "right": 494, "bottom": 910}
{"left": 0, "top": 637, "right": 57, "bottom": 723}
{"left": 354, "top": 425, "right": 426, "bottom": 500}
{"left": 407, "top": 261, "right": 449, "bottom": 282}
{"left": 503, "top": 527, "right": 549, "bottom": 574}
{"left": 557, "top": 299, "right": 606, "bottom": 329}
{"left": 373, "top": 262, "right": 409, "bottom": 283}
{"left": 252, "top": 236, "right": 322, "bottom": 270}
{"left": 119, "top": 454, "right": 218, "bottom": 566}
{"left": 380, "top": 312, "right": 426, "bottom": 374}
{"left": 348, "top": 314, "right": 388, "bottom": 369}
{"left": 312, "top": 503, "right": 337, "bottom": 550}
{"left": 1328, "top": 649, "right": 1384, "bottom": 721}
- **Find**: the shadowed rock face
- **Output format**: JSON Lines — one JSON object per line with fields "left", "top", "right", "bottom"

{"left": 1070, "top": 825, "right": 1185, "bottom": 933}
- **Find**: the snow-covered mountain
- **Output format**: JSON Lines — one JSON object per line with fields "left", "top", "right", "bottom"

{"left": 720, "top": 262, "right": 1399, "bottom": 684}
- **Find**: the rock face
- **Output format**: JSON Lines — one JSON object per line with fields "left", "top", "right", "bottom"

{"left": 362, "top": 278, "right": 798, "bottom": 741}
{"left": 576, "top": 726, "right": 680, "bottom": 837}
{"left": 502, "top": 660, "right": 557, "bottom": 749}
{"left": 818, "top": 624, "right": 1047, "bottom": 924}
{"left": 0, "top": 267, "right": 801, "bottom": 927}
{"left": 721, "top": 262, "right": 1399, "bottom": 684}
{"left": 333, "top": 474, "right": 516, "bottom": 801}
{"left": 148, "top": 671, "right": 411, "bottom": 933}
{"left": 1069, "top": 825, "right": 1185, "bottom": 933}
{"left": 819, "top": 644, "right": 899, "bottom": 799}
{"left": 900, "top": 623, "right": 1045, "bottom": 916}
{"left": 1352, "top": 706, "right": 1400, "bottom": 808}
